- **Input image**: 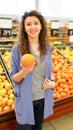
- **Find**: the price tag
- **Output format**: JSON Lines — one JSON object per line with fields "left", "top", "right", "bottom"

{"left": 0, "top": 29, "right": 12, "bottom": 37}
{"left": 69, "top": 35, "right": 73, "bottom": 42}
{"left": 51, "top": 29, "right": 58, "bottom": 36}
{"left": 51, "top": 21, "right": 59, "bottom": 36}
{"left": 68, "top": 29, "right": 73, "bottom": 35}
{"left": 0, "top": 18, "right": 12, "bottom": 37}
{"left": 68, "top": 22, "right": 73, "bottom": 35}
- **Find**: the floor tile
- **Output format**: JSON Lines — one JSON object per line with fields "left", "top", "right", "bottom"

{"left": 43, "top": 122, "right": 55, "bottom": 130}
{"left": 50, "top": 112, "right": 73, "bottom": 130}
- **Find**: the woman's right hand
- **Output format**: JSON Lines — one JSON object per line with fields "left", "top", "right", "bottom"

{"left": 12, "top": 63, "right": 35, "bottom": 83}
{"left": 21, "top": 62, "right": 35, "bottom": 77}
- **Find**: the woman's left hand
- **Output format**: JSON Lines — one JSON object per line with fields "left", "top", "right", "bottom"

{"left": 43, "top": 77, "right": 55, "bottom": 89}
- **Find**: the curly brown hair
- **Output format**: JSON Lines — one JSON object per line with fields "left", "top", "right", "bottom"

{"left": 18, "top": 10, "right": 50, "bottom": 56}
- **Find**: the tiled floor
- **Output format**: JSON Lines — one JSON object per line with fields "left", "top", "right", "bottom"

{"left": 43, "top": 112, "right": 73, "bottom": 130}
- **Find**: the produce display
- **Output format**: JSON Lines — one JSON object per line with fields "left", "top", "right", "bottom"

{"left": 0, "top": 63, "right": 4, "bottom": 72}
{"left": 47, "top": 22, "right": 69, "bottom": 44}
{"left": 0, "top": 74, "right": 14, "bottom": 112}
{"left": 58, "top": 46, "right": 73, "bottom": 63}
{"left": 52, "top": 48, "right": 73, "bottom": 100}
{"left": 0, "top": 46, "right": 73, "bottom": 114}
{"left": 2, "top": 51, "right": 11, "bottom": 72}
{"left": 0, "top": 56, "right": 14, "bottom": 113}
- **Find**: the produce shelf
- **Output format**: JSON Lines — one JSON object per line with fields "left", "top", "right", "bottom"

{"left": 44, "top": 95, "right": 73, "bottom": 123}
{"left": 0, "top": 110, "right": 17, "bottom": 130}
{"left": 0, "top": 95, "right": 73, "bottom": 130}
{"left": 0, "top": 49, "right": 14, "bottom": 87}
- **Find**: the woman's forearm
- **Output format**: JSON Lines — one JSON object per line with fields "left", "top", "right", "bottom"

{"left": 12, "top": 70, "right": 26, "bottom": 83}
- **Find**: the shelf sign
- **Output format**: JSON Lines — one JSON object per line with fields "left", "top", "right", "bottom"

{"left": 0, "top": 18, "right": 12, "bottom": 37}
{"left": 68, "top": 22, "right": 73, "bottom": 35}
{"left": 51, "top": 21, "right": 59, "bottom": 36}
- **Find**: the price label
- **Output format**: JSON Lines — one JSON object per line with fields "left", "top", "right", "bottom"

{"left": 68, "top": 29, "right": 73, "bottom": 35}
{"left": 0, "top": 29, "right": 12, "bottom": 37}
{"left": 51, "top": 21, "right": 59, "bottom": 36}
{"left": 0, "top": 18, "right": 12, "bottom": 37}
{"left": 51, "top": 29, "right": 58, "bottom": 36}
{"left": 68, "top": 22, "right": 73, "bottom": 35}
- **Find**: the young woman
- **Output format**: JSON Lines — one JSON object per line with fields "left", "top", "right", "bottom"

{"left": 10, "top": 10, "right": 55, "bottom": 130}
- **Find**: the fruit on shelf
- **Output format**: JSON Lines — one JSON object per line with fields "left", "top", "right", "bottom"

{"left": 0, "top": 63, "right": 4, "bottom": 72}
{"left": 60, "top": 47, "right": 73, "bottom": 63}
{"left": 54, "top": 41, "right": 62, "bottom": 45}
{"left": 0, "top": 74, "right": 14, "bottom": 113}
{"left": 52, "top": 49, "right": 73, "bottom": 100}
{"left": 2, "top": 51, "right": 11, "bottom": 72}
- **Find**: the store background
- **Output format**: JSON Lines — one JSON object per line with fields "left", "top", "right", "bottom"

{"left": 0, "top": 0, "right": 73, "bottom": 130}
{"left": 0, "top": 0, "right": 73, "bottom": 18}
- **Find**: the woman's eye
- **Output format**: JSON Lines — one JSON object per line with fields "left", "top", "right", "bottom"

{"left": 27, "top": 23, "right": 31, "bottom": 26}
{"left": 34, "top": 22, "right": 38, "bottom": 25}
{"left": 26, "top": 22, "right": 39, "bottom": 26}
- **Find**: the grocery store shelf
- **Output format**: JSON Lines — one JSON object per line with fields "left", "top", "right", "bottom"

{"left": 44, "top": 95, "right": 73, "bottom": 123}
{"left": 0, "top": 40, "right": 18, "bottom": 42}
{"left": 0, "top": 95, "right": 73, "bottom": 130}
{"left": 0, "top": 110, "right": 17, "bottom": 130}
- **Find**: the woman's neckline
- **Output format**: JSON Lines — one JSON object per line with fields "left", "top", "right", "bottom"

{"left": 29, "top": 45, "right": 40, "bottom": 56}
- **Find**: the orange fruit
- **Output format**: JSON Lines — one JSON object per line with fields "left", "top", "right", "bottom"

{"left": 4, "top": 106, "right": 10, "bottom": 111}
{"left": 11, "top": 104, "right": 14, "bottom": 109}
{"left": 70, "top": 89, "right": 73, "bottom": 94}
{"left": 21, "top": 54, "right": 35, "bottom": 67}
{"left": 8, "top": 89, "right": 13, "bottom": 95}
{"left": 0, "top": 96, "right": 2, "bottom": 101}
{"left": 61, "top": 92, "right": 66, "bottom": 98}
{"left": 7, "top": 99, "right": 14, "bottom": 106}
{"left": 53, "top": 93, "right": 57, "bottom": 99}
{"left": 5, "top": 83, "right": 12, "bottom": 91}
{"left": 2, "top": 97, "right": 8, "bottom": 106}
{"left": 0, "top": 106, "right": 2, "bottom": 112}
{"left": 9, "top": 93, "right": 14, "bottom": 99}
{"left": 56, "top": 93, "right": 61, "bottom": 99}
{"left": 0, "top": 101, "right": 2, "bottom": 106}
{"left": 1, "top": 89, "right": 7, "bottom": 97}
{"left": 1, "top": 75, "right": 6, "bottom": 82}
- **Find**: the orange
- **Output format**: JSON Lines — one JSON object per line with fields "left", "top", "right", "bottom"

{"left": 11, "top": 104, "right": 14, "bottom": 109}
{"left": 53, "top": 93, "right": 57, "bottom": 99}
{"left": 56, "top": 93, "right": 61, "bottom": 99}
{"left": 8, "top": 89, "right": 13, "bottom": 95}
{"left": 61, "top": 92, "right": 66, "bottom": 98}
{"left": 1, "top": 75, "right": 6, "bottom": 81}
{"left": 0, "top": 106, "right": 2, "bottom": 112}
{"left": 7, "top": 99, "right": 14, "bottom": 106}
{"left": 70, "top": 89, "right": 73, "bottom": 94}
{"left": 0, "top": 85, "right": 3, "bottom": 90}
{"left": 21, "top": 54, "right": 35, "bottom": 67}
{"left": 5, "top": 82, "right": 12, "bottom": 91}
{"left": 0, "top": 101, "right": 2, "bottom": 106}
{"left": 1, "top": 89, "right": 7, "bottom": 97}
{"left": 0, "top": 96, "right": 2, "bottom": 101}
{"left": 3, "top": 106, "right": 10, "bottom": 111}
{"left": 9, "top": 93, "right": 14, "bottom": 99}
{"left": 2, "top": 97, "right": 8, "bottom": 106}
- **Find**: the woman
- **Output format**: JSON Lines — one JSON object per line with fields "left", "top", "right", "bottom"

{"left": 10, "top": 10, "right": 55, "bottom": 130}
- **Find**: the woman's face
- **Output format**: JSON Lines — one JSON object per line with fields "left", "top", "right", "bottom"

{"left": 24, "top": 16, "right": 42, "bottom": 39}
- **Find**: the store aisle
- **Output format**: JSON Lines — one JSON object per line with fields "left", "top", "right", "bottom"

{"left": 43, "top": 112, "right": 73, "bottom": 130}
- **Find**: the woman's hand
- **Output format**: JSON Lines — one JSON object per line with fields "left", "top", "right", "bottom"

{"left": 21, "top": 62, "right": 35, "bottom": 77}
{"left": 12, "top": 63, "right": 35, "bottom": 83}
{"left": 43, "top": 77, "right": 55, "bottom": 89}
